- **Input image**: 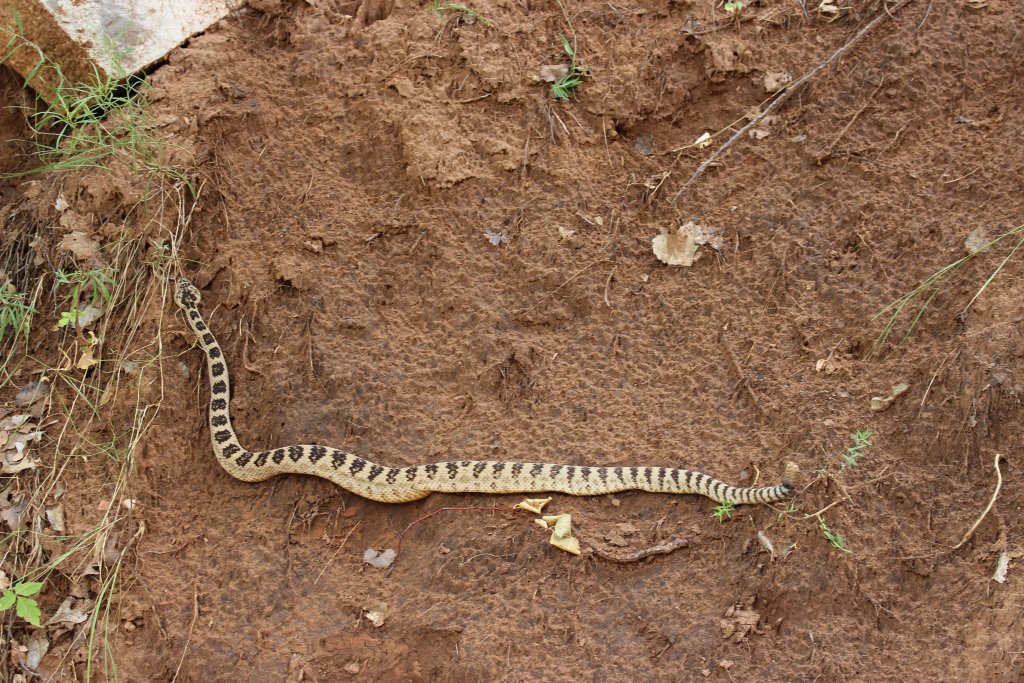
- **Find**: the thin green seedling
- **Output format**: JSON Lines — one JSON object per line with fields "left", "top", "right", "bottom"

{"left": 712, "top": 500, "right": 736, "bottom": 522}
{"left": 0, "top": 579, "right": 44, "bottom": 626}
{"left": 817, "top": 515, "right": 850, "bottom": 553}
{"left": 0, "top": 9, "right": 48, "bottom": 94}
{"left": 0, "top": 283, "right": 34, "bottom": 344}
{"left": 430, "top": 0, "right": 493, "bottom": 26}
{"left": 55, "top": 268, "right": 115, "bottom": 329}
{"left": 723, "top": 1, "right": 744, "bottom": 12}
{"left": 840, "top": 430, "right": 872, "bottom": 471}
{"left": 550, "top": 0, "right": 590, "bottom": 100}
{"left": 776, "top": 502, "right": 799, "bottom": 523}
{"left": 873, "top": 223, "right": 1024, "bottom": 352}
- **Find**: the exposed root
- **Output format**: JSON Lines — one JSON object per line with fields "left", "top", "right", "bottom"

{"left": 898, "top": 453, "right": 1004, "bottom": 561}
{"left": 951, "top": 452, "right": 1003, "bottom": 552}
{"left": 585, "top": 536, "right": 693, "bottom": 563}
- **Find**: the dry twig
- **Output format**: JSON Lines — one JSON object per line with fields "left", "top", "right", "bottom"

{"left": 671, "top": 0, "right": 916, "bottom": 205}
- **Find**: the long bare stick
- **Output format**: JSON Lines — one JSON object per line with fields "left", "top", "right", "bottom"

{"left": 671, "top": 0, "right": 916, "bottom": 205}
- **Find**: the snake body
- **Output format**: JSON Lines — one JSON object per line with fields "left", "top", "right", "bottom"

{"left": 175, "top": 279, "right": 796, "bottom": 505}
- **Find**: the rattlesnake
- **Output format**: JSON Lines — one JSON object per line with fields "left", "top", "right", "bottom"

{"left": 175, "top": 279, "right": 796, "bottom": 505}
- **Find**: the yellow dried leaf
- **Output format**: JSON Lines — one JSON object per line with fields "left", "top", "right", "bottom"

{"left": 77, "top": 345, "right": 99, "bottom": 370}
{"left": 550, "top": 534, "right": 581, "bottom": 555}
{"left": 541, "top": 513, "right": 580, "bottom": 554}
{"left": 515, "top": 497, "right": 552, "bottom": 514}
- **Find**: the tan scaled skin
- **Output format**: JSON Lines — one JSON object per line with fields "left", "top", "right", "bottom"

{"left": 175, "top": 278, "right": 797, "bottom": 505}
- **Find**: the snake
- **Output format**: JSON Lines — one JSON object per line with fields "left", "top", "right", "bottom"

{"left": 175, "top": 278, "right": 797, "bottom": 505}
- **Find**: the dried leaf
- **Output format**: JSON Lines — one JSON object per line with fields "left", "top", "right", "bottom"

{"left": 44, "top": 596, "right": 93, "bottom": 627}
{"left": 514, "top": 497, "right": 552, "bottom": 514}
{"left": 45, "top": 506, "right": 66, "bottom": 533}
{"left": 1, "top": 414, "right": 32, "bottom": 430}
{"left": 76, "top": 346, "right": 99, "bottom": 371}
{"left": 1, "top": 455, "right": 39, "bottom": 475}
{"left": 364, "top": 603, "right": 388, "bottom": 627}
{"left": 15, "top": 381, "right": 50, "bottom": 407}
{"left": 965, "top": 229, "right": 988, "bottom": 254}
{"left": 539, "top": 64, "right": 569, "bottom": 83}
{"left": 652, "top": 222, "right": 701, "bottom": 267}
{"left": 992, "top": 551, "right": 1010, "bottom": 584}
{"left": 484, "top": 228, "right": 510, "bottom": 246}
{"left": 0, "top": 489, "right": 28, "bottom": 530}
{"left": 25, "top": 634, "right": 48, "bottom": 670}
{"left": 58, "top": 230, "right": 101, "bottom": 262}
{"left": 540, "top": 513, "right": 581, "bottom": 555}
{"left": 550, "top": 533, "right": 581, "bottom": 555}
{"left": 362, "top": 548, "right": 396, "bottom": 569}
{"left": 68, "top": 305, "right": 104, "bottom": 330}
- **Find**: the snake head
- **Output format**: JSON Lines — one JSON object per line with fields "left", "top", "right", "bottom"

{"left": 174, "top": 279, "right": 201, "bottom": 308}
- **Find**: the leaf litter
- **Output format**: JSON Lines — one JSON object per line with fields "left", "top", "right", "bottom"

{"left": 652, "top": 221, "right": 724, "bottom": 267}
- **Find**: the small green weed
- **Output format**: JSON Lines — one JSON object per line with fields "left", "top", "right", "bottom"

{"left": 550, "top": 33, "right": 590, "bottom": 100}
{"left": 840, "top": 430, "right": 872, "bottom": 471}
{"left": 0, "top": 580, "right": 44, "bottom": 626}
{"left": 712, "top": 500, "right": 736, "bottom": 522}
{"left": 549, "top": 0, "right": 590, "bottom": 101}
{"left": 0, "top": 283, "right": 34, "bottom": 344}
{"left": 776, "top": 502, "right": 799, "bottom": 523}
{"left": 723, "top": 1, "right": 744, "bottom": 12}
{"left": 817, "top": 516, "right": 850, "bottom": 553}
{"left": 55, "top": 268, "right": 115, "bottom": 329}
{"left": 430, "top": 0, "right": 493, "bottom": 26}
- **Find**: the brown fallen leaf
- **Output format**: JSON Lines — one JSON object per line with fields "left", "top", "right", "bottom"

{"left": 76, "top": 345, "right": 99, "bottom": 370}
{"left": 15, "top": 381, "right": 50, "bottom": 407}
{"left": 0, "top": 488, "right": 29, "bottom": 530}
{"left": 2, "top": 456, "right": 40, "bottom": 475}
{"left": 364, "top": 603, "right": 388, "bottom": 628}
{"left": 58, "top": 230, "right": 102, "bottom": 262}
{"left": 45, "top": 506, "right": 66, "bottom": 533}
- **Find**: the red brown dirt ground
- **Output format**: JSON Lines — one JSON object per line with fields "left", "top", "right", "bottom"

{"left": 2, "top": 0, "right": 1023, "bottom": 680}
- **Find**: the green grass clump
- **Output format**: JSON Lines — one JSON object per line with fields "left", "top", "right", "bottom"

{"left": 0, "top": 283, "right": 34, "bottom": 344}
{"left": 1, "top": 10, "right": 189, "bottom": 185}
{"left": 874, "top": 223, "right": 1024, "bottom": 352}
{"left": 549, "top": 0, "right": 590, "bottom": 101}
